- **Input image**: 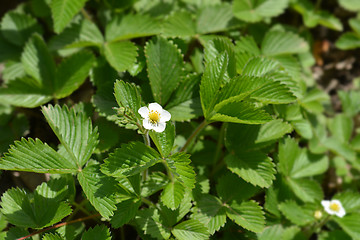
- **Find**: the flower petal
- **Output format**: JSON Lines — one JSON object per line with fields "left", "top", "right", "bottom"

{"left": 143, "top": 119, "right": 153, "bottom": 130}
{"left": 160, "top": 109, "right": 171, "bottom": 122}
{"left": 336, "top": 207, "right": 346, "bottom": 218}
{"left": 153, "top": 122, "right": 166, "bottom": 133}
{"left": 148, "top": 103, "right": 163, "bottom": 112}
{"left": 138, "top": 107, "right": 149, "bottom": 118}
{"left": 321, "top": 200, "right": 330, "bottom": 209}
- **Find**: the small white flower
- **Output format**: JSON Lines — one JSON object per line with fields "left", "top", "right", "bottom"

{"left": 321, "top": 199, "right": 346, "bottom": 218}
{"left": 138, "top": 103, "right": 171, "bottom": 133}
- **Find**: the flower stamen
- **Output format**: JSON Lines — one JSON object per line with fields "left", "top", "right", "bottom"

{"left": 329, "top": 202, "right": 340, "bottom": 212}
{"left": 149, "top": 110, "right": 160, "bottom": 125}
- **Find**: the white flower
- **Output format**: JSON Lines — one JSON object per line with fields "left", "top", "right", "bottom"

{"left": 138, "top": 103, "right": 171, "bottom": 133}
{"left": 321, "top": 199, "right": 346, "bottom": 218}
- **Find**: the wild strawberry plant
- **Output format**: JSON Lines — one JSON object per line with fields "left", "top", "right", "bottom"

{"left": 0, "top": 0, "right": 360, "bottom": 239}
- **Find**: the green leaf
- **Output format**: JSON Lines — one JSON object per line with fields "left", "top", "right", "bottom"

{"left": 104, "top": 41, "right": 138, "bottom": 72}
{"left": 328, "top": 114, "right": 353, "bottom": 143}
{"left": 114, "top": 80, "right": 142, "bottom": 115}
{"left": 226, "top": 200, "right": 265, "bottom": 233}
{"left": 141, "top": 172, "right": 169, "bottom": 197}
{"left": 210, "top": 101, "right": 273, "bottom": 124}
{"left": 111, "top": 199, "right": 141, "bottom": 228}
{"left": 145, "top": 37, "right": 184, "bottom": 105}
{"left": 216, "top": 173, "right": 258, "bottom": 203}
{"left": 82, "top": 225, "right": 111, "bottom": 240}
{"left": 338, "top": 0, "right": 360, "bottom": 12}
{"left": 215, "top": 75, "right": 296, "bottom": 108}
{"left": 162, "top": 11, "right": 196, "bottom": 38}
{"left": 5, "top": 227, "right": 30, "bottom": 240}
{"left": 192, "top": 194, "right": 227, "bottom": 234}
{"left": 287, "top": 178, "right": 323, "bottom": 203}
{"left": 292, "top": 119, "right": 313, "bottom": 139}
{"left": 1, "top": 185, "right": 72, "bottom": 229}
{"left": 333, "top": 191, "right": 360, "bottom": 213}
{"left": 165, "top": 152, "right": 196, "bottom": 190}
{"left": 49, "top": 19, "right": 103, "bottom": 51}
{"left": 1, "top": 12, "right": 43, "bottom": 46}
{"left": 42, "top": 233, "right": 65, "bottom": 240}
{"left": 200, "top": 52, "right": 229, "bottom": 118}
{"left": 278, "top": 200, "right": 314, "bottom": 226}
{"left": 21, "top": 34, "right": 56, "bottom": 90}
{"left": 278, "top": 137, "right": 329, "bottom": 178}
{"left": 225, "top": 152, "right": 276, "bottom": 188}
{"left": 334, "top": 213, "right": 360, "bottom": 240}
{"left": 172, "top": 220, "right": 209, "bottom": 240}
{"left": 261, "top": 31, "right": 309, "bottom": 56}
{"left": 0, "top": 77, "right": 52, "bottom": 108}
{"left": 77, "top": 163, "right": 118, "bottom": 219}
{"left": 0, "top": 34, "right": 21, "bottom": 62}
{"left": 51, "top": 0, "right": 88, "bottom": 33}
{"left": 149, "top": 122, "right": 175, "bottom": 157}
{"left": 0, "top": 138, "right": 77, "bottom": 173}
{"left": 242, "top": 56, "right": 279, "bottom": 76}
{"left": 323, "top": 137, "right": 356, "bottom": 162}
{"left": 159, "top": 191, "right": 192, "bottom": 227}
{"left": 166, "top": 74, "right": 202, "bottom": 121}
{"left": 196, "top": 3, "right": 237, "bottom": 34}
{"left": 338, "top": 90, "right": 360, "bottom": 117}
{"left": 2, "top": 61, "right": 26, "bottom": 82}
{"left": 135, "top": 208, "right": 171, "bottom": 240}
{"left": 225, "top": 119, "right": 292, "bottom": 152}
{"left": 257, "top": 225, "right": 284, "bottom": 240}
{"left": 105, "top": 14, "right": 160, "bottom": 42}
{"left": 102, "top": 142, "right": 161, "bottom": 178}
{"left": 54, "top": 51, "right": 94, "bottom": 98}
{"left": 42, "top": 104, "right": 98, "bottom": 168}
{"left": 160, "top": 180, "right": 185, "bottom": 210}
{"left": 233, "top": 0, "right": 289, "bottom": 23}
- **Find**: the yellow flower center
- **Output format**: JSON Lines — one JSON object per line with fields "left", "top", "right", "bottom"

{"left": 149, "top": 110, "right": 160, "bottom": 124}
{"left": 330, "top": 202, "right": 340, "bottom": 212}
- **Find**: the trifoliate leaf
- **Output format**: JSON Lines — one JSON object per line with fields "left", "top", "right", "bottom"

{"left": 159, "top": 191, "right": 192, "bottom": 227}
{"left": 42, "top": 104, "right": 98, "bottom": 168}
{"left": 51, "top": 0, "right": 88, "bottom": 33}
{"left": 0, "top": 186, "right": 72, "bottom": 229}
{"left": 78, "top": 163, "right": 118, "bottom": 219}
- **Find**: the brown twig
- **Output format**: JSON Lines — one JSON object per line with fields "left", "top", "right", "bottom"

{"left": 17, "top": 213, "right": 100, "bottom": 240}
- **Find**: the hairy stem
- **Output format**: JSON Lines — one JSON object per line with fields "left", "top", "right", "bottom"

{"left": 180, "top": 120, "right": 208, "bottom": 152}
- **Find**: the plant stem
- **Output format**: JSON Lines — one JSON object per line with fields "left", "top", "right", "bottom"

{"left": 143, "top": 131, "right": 151, "bottom": 147}
{"left": 180, "top": 120, "right": 208, "bottom": 152}
{"left": 81, "top": 8, "right": 92, "bottom": 22}
{"left": 18, "top": 214, "right": 100, "bottom": 240}
{"left": 141, "top": 197, "right": 157, "bottom": 209}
